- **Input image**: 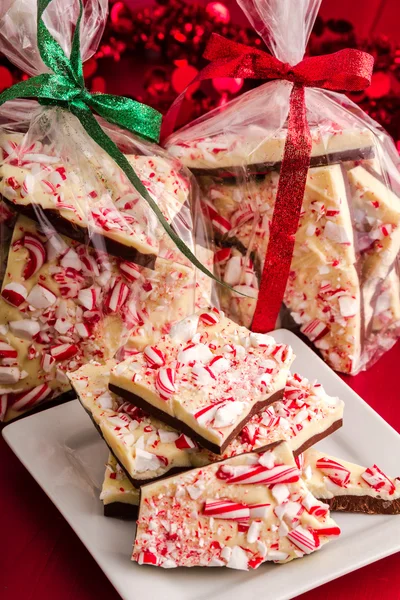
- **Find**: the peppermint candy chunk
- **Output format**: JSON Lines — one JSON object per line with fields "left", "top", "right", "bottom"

{"left": 174, "top": 434, "right": 197, "bottom": 450}
{"left": 216, "top": 463, "right": 300, "bottom": 485}
{"left": 119, "top": 261, "right": 141, "bottom": 282}
{"left": 105, "top": 280, "right": 129, "bottom": 313}
{"left": 300, "top": 319, "right": 330, "bottom": 342}
{"left": 144, "top": 346, "right": 166, "bottom": 368}
{"left": 361, "top": 464, "right": 396, "bottom": 495}
{"left": 138, "top": 551, "right": 158, "bottom": 566}
{"left": 1, "top": 282, "right": 27, "bottom": 307}
{"left": 50, "top": 343, "right": 79, "bottom": 362}
{"left": 155, "top": 368, "right": 176, "bottom": 400}
{"left": 11, "top": 384, "right": 51, "bottom": 411}
{"left": 203, "top": 499, "right": 250, "bottom": 521}
{"left": 26, "top": 284, "right": 57, "bottom": 309}
{"left": 302, "top": 493, "right": 330, "bottom": 518}
{"left": 78, "top": 286, "right": 100, "bottom": 311}
{"left": 287, "top": 526, "right": 317, "bottom": 554}
{"left": 199, "top": 310, "right": 220, "bottom": 326}
{"left": 0, "top": 342, "right": 18, "bottom": 360}
{"left": 0, "top": 366, "right": 20, "bottom": 384}
{"left": 316, "top": 457, "right": 351, "bottom": 487}
{"left": 22, "top": 234, "right": 46, "bottom": 279}
{"left": 208, "top": 355, "right": 230, "bottom": 376}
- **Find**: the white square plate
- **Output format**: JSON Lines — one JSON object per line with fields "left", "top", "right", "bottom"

{"left": 3, "top": 330, "right": 400, "bottom": 600}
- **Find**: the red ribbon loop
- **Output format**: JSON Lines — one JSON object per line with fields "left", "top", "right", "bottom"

{"left": 161, "top": 33, "right": 374, "bottom": 333}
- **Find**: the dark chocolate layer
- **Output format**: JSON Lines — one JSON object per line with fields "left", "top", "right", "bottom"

{"left": 104, "top": 502, "right": 138, "bottom": 519}
{"left": 191, "top": 147, "right": 375, "bottom": 179}
{"left": 321, "top": 494, "right": 400, "bottom": 515}
{"left": 108, "top": 383, "right": 284, "bottom": 455}
{"left": 1, "top": 196, "right": 157, "bottom": 268}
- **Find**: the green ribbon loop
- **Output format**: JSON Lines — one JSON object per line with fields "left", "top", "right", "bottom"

{"left": 0, "top": 0, "right": 235, "bottom": 291}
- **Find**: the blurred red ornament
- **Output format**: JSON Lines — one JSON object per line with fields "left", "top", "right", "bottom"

{"left": 366, "top": 71, "right": 391, "bottom": 99}
{"left": 212, "top": 76, "right": 244, "bottom": 94}
{"left": 110, "top": 1, "right": 134, "bottom": 33}
{"left": 171, "top": 60, "right": 199, "bottom": 96}
{"left": 0, "top": 66, "right": 12, "bottom": 92}
{"left": 206, "top": 2, "right": 230, "bottom": 24}
{"left": 91, "top": 76, "right": 106, "bottom": 93}
{"left": 83, "top": 58, "right": 98, "bottom": 79}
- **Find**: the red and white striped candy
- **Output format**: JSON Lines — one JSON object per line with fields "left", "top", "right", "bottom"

{"left": 22, "top": 234, "right": 46, "bottom": 279}
{"left": 302, "top": 492, "right": 330, "bottom": 518}
{"left": 203, "top": 499, "right": 250, "bottom": 521}
{"left": 106, "top": 280, "right": 129, "bottom": 312}
{"left": 26, "top": 283, "right": 57, "bottom": 309}
{"left": 193, "top": 398, "right": 226, "bottom": 426}
{"left": 41, "top": 179, "right": 57, "bottom": 195}
{"left": 312, "top": 526, "right": 341, "bottom": 537}
{"left": 40, "top": 353, "right": 56, "bottom": 373}
{"left": 301, "top": 319, "right": 329, "bottom": 342}
{"left": 287, "top": 526, "right": 317, "bottom": 554}
{"left": 155, "top": 367, "right": 176, "bottom": 400}
{"left": 316, "top": 457, "right": 351, "bottom": 487}
{"left": 20, "top": 173, "right": 35, "bottom": 198}
{"left": 361, "top": 464, "right": 395, "bottom": 495}
{"left": 144, "top": 346, "right": 166, "bottom": 368}
{"left": 248, "top": 503, "right": 271, "bottom": 519}
{"left": 174, "top": 433, "right": 197, "bottom": 450}
{"left": 78, "top": 286, "right": 99, "bottom": 311}
{"left": 1, "top": 282, "right": 27, "bottom": 307}
{"left": 199, "top": 311, "right": 220, "bottom": 326}
{"left": 80, "top": 253, "right": 100, "bottom": 277}
{"left": 295, "top": 453, "right": 305, "bottom": 471}
{"left": 214, "top": 247, "right": 231, "bottom": 265}
{"left": 208, "top": 355, "right": 230, "bottom": 376}
{"left": 201, "top": 201, "right": 232, "bottom": 235}
{"left": 50, "top": 343, "right": 79, "bottom": 362}
{"left": 0, "top": 342, "right": 18, "bottom": 360}
{"left": 48, "top": 166, "right": 67, "bottom": 187}
{"left": 11, "top": 384, "right": 51, "bottom": 411}
{"left": 216, "top": 463, "right": 300, "bottom": 485}
{"left": 138, "top": 551, "right": 158, "bottom": 566}
{"left": 119, "top": 261, "right": 141, "bottom": 282}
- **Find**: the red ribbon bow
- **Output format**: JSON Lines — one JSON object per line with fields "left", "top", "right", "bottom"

{"left": 162, "top": 33, "right": 374, "bottom": 333}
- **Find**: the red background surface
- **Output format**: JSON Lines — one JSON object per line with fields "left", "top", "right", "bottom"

{"left": 0, "top": 340, "right": 399, "bottom": 600}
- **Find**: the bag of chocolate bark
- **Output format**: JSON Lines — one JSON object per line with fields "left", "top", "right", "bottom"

{"left": 165, "top": 0, "right": 400, "bottom": 375}
{"left": 0, "top": 0, "right": 214, "bottom": 422}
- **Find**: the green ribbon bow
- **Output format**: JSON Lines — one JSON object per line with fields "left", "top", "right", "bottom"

{"left": 0, "top": 0, "right": 223, "bottom": 287}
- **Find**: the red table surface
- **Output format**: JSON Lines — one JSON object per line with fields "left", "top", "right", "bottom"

{"left": 1, "top": 344, "right": 400, "bottom": 600}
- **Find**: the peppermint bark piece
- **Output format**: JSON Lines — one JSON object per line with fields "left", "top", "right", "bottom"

{"left": 70, "top": 361, "right": 343, "bottom": 486}
{"left": 167, "top": 125, "right": 375, "bottom": 172}
{"left": 133, "top": 441, "right": 341, "bottom": 569}
{"left": 0, "top": 131, "right": 190, "bottom": 265}
{"left": 301, "top": 448, "right": 400, "bottom": 514}
{"left": 0, "top": 216, "right": 204, "bottom": 422}
{"left": 101, "top": 453, "right": 139, "bottom": 518}
{"left": 109, "top": 312, "right": 293, "bottom": 454}
{"left": 69, "top": 361, "right": 195, "bottom": 486}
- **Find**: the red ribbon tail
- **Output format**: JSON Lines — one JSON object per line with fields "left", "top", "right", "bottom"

{"left": 252, "top": 84, "right": 312, "bottom": 333}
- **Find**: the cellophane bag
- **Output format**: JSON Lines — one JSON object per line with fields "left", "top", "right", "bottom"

{"left": 0, "top": 0, "right": 213, "bottom": 422}
{"left": 166, "top": 0, "right": 400, "bottom": 375}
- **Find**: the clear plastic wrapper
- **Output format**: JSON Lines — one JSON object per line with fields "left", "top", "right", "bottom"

{"left": 166, "top": 0, "right": 400, "bottom": 375}
{"left": 0, "top": 0, "right": 213, "bottom": 422}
